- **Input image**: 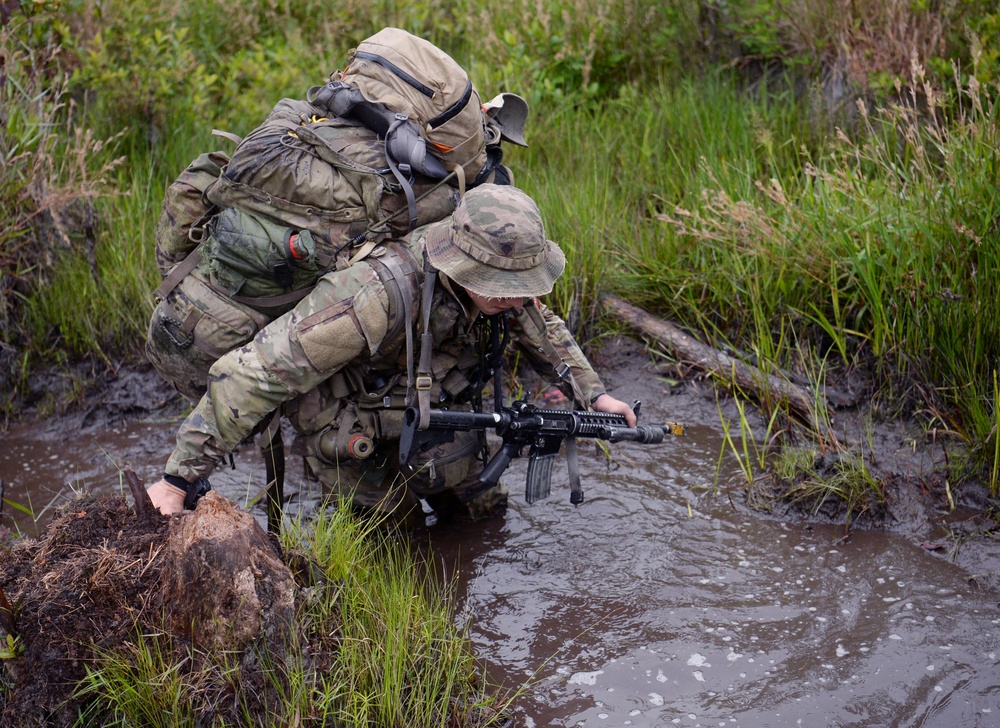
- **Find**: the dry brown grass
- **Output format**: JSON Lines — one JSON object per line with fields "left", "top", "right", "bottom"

{"left": 765, "top": 0, "right": 954, "bottom": 87}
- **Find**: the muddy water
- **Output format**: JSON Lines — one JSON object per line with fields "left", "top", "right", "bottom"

{"left": 0, "top": 413, "right": 322, "bottom": 537}
{"left": 3, "top": 348, "right": 1000, "bottom": 727}
{"left": 428, "top": 425, "right": 1000, "bottom": 727}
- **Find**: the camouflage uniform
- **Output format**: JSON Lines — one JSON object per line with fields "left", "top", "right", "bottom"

{"left": 158, "top": 186, "right": 607, "bottom": 518}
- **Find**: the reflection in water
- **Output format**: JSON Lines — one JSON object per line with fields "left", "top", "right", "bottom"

{"left": 0, "top": 416, "right": 310, "bottom": 537}
{"left": 0, "top": 420, "right": 178, "bottom": 536}
{"left": 2, "top": 399, "right": 999, "bottom": 727}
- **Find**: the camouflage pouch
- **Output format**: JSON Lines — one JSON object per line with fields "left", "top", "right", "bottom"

{"left": 155, "top": 151, "right": 229, "bottom": 276}
{"left": 402, "top": 429, "right": 482, "bottom": 497}
{"left": 146, "top": 263, "right": 272, "bottom": 401}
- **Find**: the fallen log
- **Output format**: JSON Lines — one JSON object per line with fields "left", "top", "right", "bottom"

{"left": 603, "top": 295, "right": 837, "bottom": 440}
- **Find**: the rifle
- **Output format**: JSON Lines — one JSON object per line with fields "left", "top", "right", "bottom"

{"left": 399, "top": 399, "right": 684, "bottom": 505}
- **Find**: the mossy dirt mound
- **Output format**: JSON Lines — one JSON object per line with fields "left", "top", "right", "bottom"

{"left": 0, "top": 494, "right": 171, "bottom": 726}
{"left": 0, "top": 490, "right": 299, "bottom": 727}
{"left": 0, "top": 484, "right": 510, "bottom": 728}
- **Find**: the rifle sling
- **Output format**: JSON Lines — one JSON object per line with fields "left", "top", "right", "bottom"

{"left": 369, "top": 248, "right": 417, "bottom": 405}
{"left": 566, "top": 437, "right": 583, "bottom": 502}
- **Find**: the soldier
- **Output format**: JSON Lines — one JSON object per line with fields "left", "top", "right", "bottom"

{"left": 146, "top": 184, "right": 636, "bottom": 520}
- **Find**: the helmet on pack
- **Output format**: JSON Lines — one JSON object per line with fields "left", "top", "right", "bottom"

{"left": 423, "top": 184, "right": 566, "bottom": 299}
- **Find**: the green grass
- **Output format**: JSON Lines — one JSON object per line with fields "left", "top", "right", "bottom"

{"left": 73, "top": 504, "right": 513, "bottom": 727}
{"left": 510, "top": 67, "right": 1000, "bottom": 510}
{"left": 610, "top": 71, "right": 1000, "bottom": 494}
{"left": 24, "top": 161, "right": 162, "bottom": 367}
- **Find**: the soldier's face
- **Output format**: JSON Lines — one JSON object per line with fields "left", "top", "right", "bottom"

{"left": 465, "top": 290, "right": 529, "bottom": 315}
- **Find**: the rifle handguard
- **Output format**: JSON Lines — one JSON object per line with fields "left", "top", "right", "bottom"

{"left": 399, "top": 401, "right": 685, "bottom": 505}
{"left": 399, "top": 406, "right": 503, "bottom": 466}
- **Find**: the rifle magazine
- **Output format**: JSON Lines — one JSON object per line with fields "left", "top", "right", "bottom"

{"left": 525, "top": 452, "right": 556, "bottom": 504}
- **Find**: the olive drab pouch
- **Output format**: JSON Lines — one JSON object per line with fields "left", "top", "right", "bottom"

{"left": 206, "top": 207, "right": 321, "bottom": 300}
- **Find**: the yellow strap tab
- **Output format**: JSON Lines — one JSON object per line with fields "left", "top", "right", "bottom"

{"left": 450, "top": 163, "right": 466, "bottom": 198}
{"left": 346, "top": 237, "right": 380, "bottom": 267}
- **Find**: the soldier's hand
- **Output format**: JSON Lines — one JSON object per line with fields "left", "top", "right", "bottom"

{"left": 146, "top": 478, "right": 187, "bottom": 515}
{"left": 592, "top": 393, "right": 637, "bottom": 428}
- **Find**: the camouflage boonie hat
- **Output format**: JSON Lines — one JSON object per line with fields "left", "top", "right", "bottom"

{"left": 424, "top": 184, "right": 566, "bottom": 299}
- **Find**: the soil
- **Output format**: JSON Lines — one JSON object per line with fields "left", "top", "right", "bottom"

{"left": 0, "top": 495, "right": 170, "bottom": 726}
{"left": 0, "top": 334, "right": 996, "bottom": 725}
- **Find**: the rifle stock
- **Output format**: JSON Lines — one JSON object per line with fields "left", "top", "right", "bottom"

{"left": 400, "top": 400, "right": 684, "bottom": 504}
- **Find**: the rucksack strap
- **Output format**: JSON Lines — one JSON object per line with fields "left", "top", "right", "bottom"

{"left": 153, "top": 248, "right": 226, "bottom": 357}
{"left": 154, "top": 248, "right": 203, "bottom": 301}
{"left": 522, "top": 300, "right": 588, "bottom": 407}
{"left": 211, "top": 129, "right": 244, "bottom": 147}
{"left": 416, "top": 254, "right": 438, "bottom": 428}
{"left": 386, "top": 114, "right": 420, "bottom": 232}
{"left": 231, "top": 287, "right": 313, "bottom": 309}
{"left": 257, "top": 410, "right": 285, "bottom": 535}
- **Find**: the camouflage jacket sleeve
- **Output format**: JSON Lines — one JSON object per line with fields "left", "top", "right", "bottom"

{"left": 509, "top": 300, "right": 606, "bottom": 407}
{"left": 166, "top": 261, "right": 392, "bottom": 481}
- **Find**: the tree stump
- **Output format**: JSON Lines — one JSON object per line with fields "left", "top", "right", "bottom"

{"left": 160, "top": 492, "right": 296, "bottom": 653}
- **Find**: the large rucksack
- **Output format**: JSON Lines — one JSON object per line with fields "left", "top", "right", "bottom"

{"left": 148, "top": 28, "right": 521, "bottom": 402}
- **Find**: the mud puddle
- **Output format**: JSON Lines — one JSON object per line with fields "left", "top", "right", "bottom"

{"left": 2, "top": 337, "right": 1000, "bottom": 726}
{"left": 0, "top": 416, "right": 311, "bottom": 537}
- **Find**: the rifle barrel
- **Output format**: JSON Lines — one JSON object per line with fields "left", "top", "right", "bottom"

{"left": 600, "top": 424, "right": 665, "bottom": 444}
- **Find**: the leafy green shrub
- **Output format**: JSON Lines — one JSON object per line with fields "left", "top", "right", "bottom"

{"left": 69, "top": 2, "right": 221, "bottom": 148}
{"left": 210, "top": 33, "right": 348, "bottom": 138}
{"left": 964, "top": 5, "right": 1000, "bottom": 86}
{"left": 465, "top": 0, "right": 692, "bottom": 108}
{"left": 706, "top": 0, "right": 991, "bottom": 96}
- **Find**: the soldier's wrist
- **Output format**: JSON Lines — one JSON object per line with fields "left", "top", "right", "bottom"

{"left": 162, "top": 473, "right": 212, "bottom": 509}
{"left": 163, "top": 473, "right": 190, "bottom": 489}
